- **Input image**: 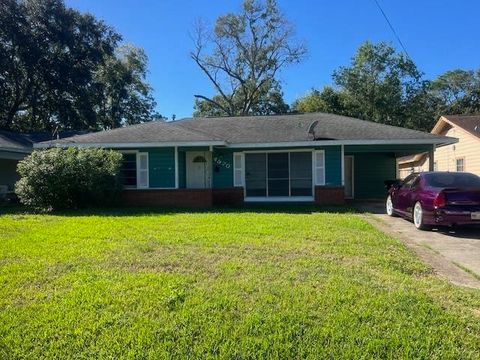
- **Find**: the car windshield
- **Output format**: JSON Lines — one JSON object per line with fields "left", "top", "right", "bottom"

{"left": 424, "top": 172, "right": 480, "bottom": 188}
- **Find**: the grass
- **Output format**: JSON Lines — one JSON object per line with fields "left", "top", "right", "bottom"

{"left": 0, "top": 205, "right": 479, "bottom": 359}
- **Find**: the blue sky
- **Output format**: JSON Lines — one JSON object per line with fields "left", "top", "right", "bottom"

{"left": 67, "top": 0, "right": 479, "bottom": 119}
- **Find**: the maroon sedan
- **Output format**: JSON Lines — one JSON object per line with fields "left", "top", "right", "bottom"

{"left": 386, "top": 172, "right": 480, "bottom": 230}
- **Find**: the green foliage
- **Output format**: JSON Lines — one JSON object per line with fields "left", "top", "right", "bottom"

{"left": 15, "top": 148, "right": 122, "bottom": 210}
{"left": 0, "top": 208, "right": 479, "bottom": 357}
{"left": 292, "top": 86, "right": 348, "bottom": 115}
{"left": 428, "top": 69, "right": 480, "bottom": 117}
{"left": 0, "top": 0, "right": 156, "bottom": 132}
{"left": 191, "top": 0, "right": 305, "bottom": 116}
{"left": 293, "top": 41, "right": 480, "bottom": 132}
{"left": 94, "top": 45, "right": 157, "bottom": 129}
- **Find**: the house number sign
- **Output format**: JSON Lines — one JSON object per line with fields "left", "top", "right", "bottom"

{"left": 213, "top": 156, "right": 231, "bottom": 169}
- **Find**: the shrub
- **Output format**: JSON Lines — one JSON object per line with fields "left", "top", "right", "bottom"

{"left": 15, "top": 148, "right": 123, "bottom": 210}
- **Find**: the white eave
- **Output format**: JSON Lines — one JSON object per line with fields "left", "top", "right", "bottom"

{"left": 33, "top": 137, "right": 457, "bottom": 149}
{"left": 34, "top": 140, "right": 227, "bottom": 149}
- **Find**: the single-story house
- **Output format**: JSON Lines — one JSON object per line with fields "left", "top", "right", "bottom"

{"left": 0, "top": 130, "right": 82, "bottom": 195}
{"left": 398, "top": 115, "right": 480, "bottom": 178}
{"left": 36, "top": 113, "right": 456, "bottom": 206}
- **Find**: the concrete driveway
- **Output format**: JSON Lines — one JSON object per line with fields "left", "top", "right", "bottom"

{"left": 358, "top": 202, "right": 480, "bottom": 289}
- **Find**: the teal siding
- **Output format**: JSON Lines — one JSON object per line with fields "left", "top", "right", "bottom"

{"left": 345, "top": 144, "right": 433, "bottom": 156}
{"left": 347, "top": 152, "right": 396, "bottom": 199}
{"left": 146, "top": 147, "right": 175, "bottom": 188}
{"left": 117, "top": 144, "right": 422, "bottom": 196}
{"left": 316, "top": 146, "right": 342, "bottom": 186}
{"left": 212, "top": 148, "right": 234, "bottom": 188}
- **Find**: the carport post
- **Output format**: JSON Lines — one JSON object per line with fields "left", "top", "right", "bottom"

{"left": 428, "top": 145, "right": 435, "bottom": 171}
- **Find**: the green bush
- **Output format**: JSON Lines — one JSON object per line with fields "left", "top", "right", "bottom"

{"left": 15, "top": 148, "right": 123, "bottom": 210}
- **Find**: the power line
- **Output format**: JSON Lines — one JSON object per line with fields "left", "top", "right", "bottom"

{"left": 373, "top": 0, "right": 412, "bottom": 60}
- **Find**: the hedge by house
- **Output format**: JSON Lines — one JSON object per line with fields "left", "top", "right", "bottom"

{"left": 15, "top": 148, "right": 123, "bottom": 210}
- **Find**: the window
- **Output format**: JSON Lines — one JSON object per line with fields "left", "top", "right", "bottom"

{"left": 290, "top": 152, "right": 313, "bottom": 196}
{"left": 244, "top": 151, "right": 313, "bottom": 198}
{"left": 456, "top": 158, "right": 465, "bottom": 172}
{"left": 314, "top": 150, "right": 325, "bottom": 185}
{"left": 120, "top": 152, "right": 149, "bottom": 189}
{"left": 433, "top": 161, "right": 438, "bottom": 171}
{"left": 233, "top": 153, "right": 244, "bottom": 186}
{"left": 245, "top": 153, "right": 267, "bottom": 197}
{"left": 424, "top": 172, "right": 480, "bottom": 188}
{"left": 402, "top": 173, "right": 418, "bottom": 189}
{"left": 268, "top": 152, "right": 289, "bottom": 196}
{"left": 120, "top": 153, "right": 137, "bottom": 188}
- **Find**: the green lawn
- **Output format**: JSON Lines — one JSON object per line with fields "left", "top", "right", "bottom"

{"left": 0, "top": 206, "right": 479, "bottom": 359}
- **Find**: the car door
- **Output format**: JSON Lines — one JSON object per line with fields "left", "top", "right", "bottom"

{"left": 395, "top": 174, "right": 418, "bottom": 215}
{"left": 402, "top": 176, "right": 421, "bottom": 218}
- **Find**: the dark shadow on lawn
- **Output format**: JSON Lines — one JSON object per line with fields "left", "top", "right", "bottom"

{"left": 0, "top": 203, "right": 356, "bottom": 217}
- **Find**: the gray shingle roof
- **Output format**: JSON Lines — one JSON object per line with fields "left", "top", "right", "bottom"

{"left": 441, "top": 114, "right": 480, "bottom": 139}
{"left": 39, "top": 120, "right": 222, "bottom": 146}
{"left": 0, "top": 130, "right": 87, "bottom": 152}
{"left": 37, "top": 113, "right": 455, "bottom": 147}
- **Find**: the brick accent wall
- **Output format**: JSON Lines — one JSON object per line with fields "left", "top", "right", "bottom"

{"left": 212, "top": 187, "right": 244, "bottom": 205}
{"left": 121, "top": 189, "right": 213, "bottom": 207}
{"left": 314, "top": 186, "right": 345, "bottom": 205}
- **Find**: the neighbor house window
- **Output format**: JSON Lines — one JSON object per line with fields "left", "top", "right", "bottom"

{"left": 120, "top": 152, "right": 149, "bottom": 188}
{"left": 456, "top": 158, "right": 465, "bottom": 172}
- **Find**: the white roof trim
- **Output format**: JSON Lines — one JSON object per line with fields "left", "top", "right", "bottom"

{"left": 228, "top": 138, "right": 457, "bottom": 148}
{"left": 34, "top": 140, "right": 226, "bottom": 149}
{"left": 33, "top": 137, "right": 457, "bottom": 150}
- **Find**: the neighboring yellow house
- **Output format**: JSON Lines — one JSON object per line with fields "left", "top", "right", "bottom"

{"left": 398, "top": 114, "right": 480, "bottom": 178}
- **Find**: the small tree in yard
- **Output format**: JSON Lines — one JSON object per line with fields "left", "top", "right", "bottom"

{"left": 16, "top": 148, "right": 123, "bottom": 211}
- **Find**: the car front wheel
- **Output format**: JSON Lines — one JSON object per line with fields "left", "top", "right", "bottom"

{"left": 386, "top": 195, "right": 395, "bottom": 216}
{"left": 413, "top": 201, "right": 430, "bottom": 230}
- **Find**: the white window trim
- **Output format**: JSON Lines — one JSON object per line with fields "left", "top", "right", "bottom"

{"left": 233, "top": 152, "right": 244, "bottom": 187}
{"left": 314, "top": 150, "right": 326, "bottom": 186}
{"left": 456, "top": 157, "right": 465, "bottom": 172}
{"left": 136, "top": 152, "right": 149, "bottom": 189}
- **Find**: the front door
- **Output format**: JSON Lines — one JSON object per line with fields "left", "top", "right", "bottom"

{"left": 186, "top": 151, "right": 211, "bottom": 188}
{"left": 344, "top": 156, "right": 354, "bottom": 199}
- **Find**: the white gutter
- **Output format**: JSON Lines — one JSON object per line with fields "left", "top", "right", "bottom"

{"left": 227, "top": 138, "right": 458, "bottom": 148}
{"left": 33, "top": 137, "right": 457, "bottom": 150}
{"left": 34, "top": 140, "right": 226, "bottom": 149}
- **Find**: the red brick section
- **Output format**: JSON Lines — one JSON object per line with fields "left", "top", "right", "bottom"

{"left": 212, "top": 187, "right": 244, "bottom": 205}
{"left": 315, "top": 186, "right": 345, "bottom": 205}
{"left": 121, "top": 189, "right": 213, "bottom": 207}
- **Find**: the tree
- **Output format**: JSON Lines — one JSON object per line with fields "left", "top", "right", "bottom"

{"left": 428, "top": 69, "right": 480, "bottom": 117}
{"left": 292, "top": 87, "right": 347, "bottom": 115}
{"left": 292, "top": 41, "right": 437, "bottom": 131}
{"left": 0, "top": 0, "right": 156, "bottom": 132}
{"left": 194, "top": 80, "right": 289, "bottom": 117}
{"left": 94, "top": 45, "right": 156, "bottom": 129}
{"left": 190, "top": 0, "right": 306, "bottom": 116}
{"left": 332, "top": 41, "right": 426, "bottom": 128}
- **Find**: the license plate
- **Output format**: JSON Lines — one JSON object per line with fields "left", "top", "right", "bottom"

{"left": 471, "top": 212, "right": 480, "bottom": 220}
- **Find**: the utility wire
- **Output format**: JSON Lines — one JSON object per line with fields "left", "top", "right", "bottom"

{"left": 373, "top": 0, "right": 412, "bottom": 60}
